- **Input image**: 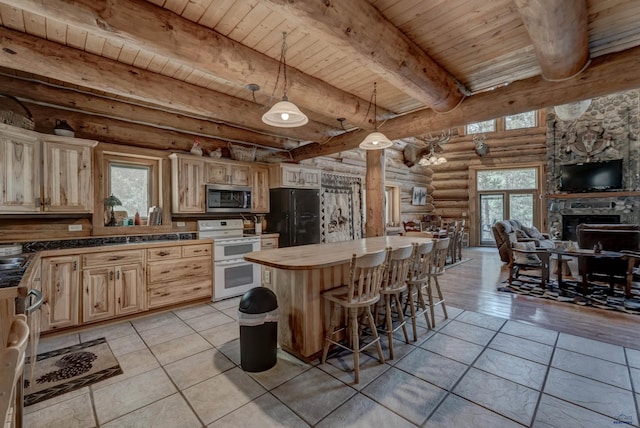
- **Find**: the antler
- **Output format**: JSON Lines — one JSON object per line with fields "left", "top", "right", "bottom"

{"left": 423, "top": 129, "right": 451, "bottom": 146}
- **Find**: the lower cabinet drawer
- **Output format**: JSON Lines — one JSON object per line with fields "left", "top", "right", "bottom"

{"left": 147, "top": 256, "right": 211, "bottom": 283}
{"left": 261, "top": 237, "right": 278, "bottom": 249}
{"left": 83, "top": 250, "right": 144, "bottom": 268}
{"left": 148, "top": 277, "right": 212, "bottom": 308}
{"left": 182, "top": 243, "right": 211, "bottom": 258}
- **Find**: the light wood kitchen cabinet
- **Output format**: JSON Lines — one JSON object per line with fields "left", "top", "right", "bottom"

{"left": 147, "top": 242, "right": 212, "bottom": 308}
{"left": 260, "top": 235, "right": 279, "bottom": 250}
{"left": 251, "top": 165, "right": 270, "bottom": 213}
{"left": 41, "top": 255, "right": 80, "bottom": 332}
{"left": 82, "top": 250, "right": 145, "bottom": 323}
{"left": 41, "top": 138, "right": 94, "bottom": 212}
{"left": 269, "top": 164, "right": 321, "bottom": 189}
{"left": 0, "top": 129, "right": 40, "bottom": 212}
{"left": 169, "top": 154, "right": 205, "bottom": 213}
{"left": 0, "top": 124, "right": 97, "bottom": 213}
{"left": 206, "top": 160, "right": 250, "bottom": 186}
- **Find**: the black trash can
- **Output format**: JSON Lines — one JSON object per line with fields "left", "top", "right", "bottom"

{"left": 238, "top": 287, "right": 279, "bottom": 372}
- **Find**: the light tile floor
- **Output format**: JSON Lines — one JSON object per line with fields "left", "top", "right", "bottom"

{"left": 24, "top": 299, "right": 640, "bottom": 427}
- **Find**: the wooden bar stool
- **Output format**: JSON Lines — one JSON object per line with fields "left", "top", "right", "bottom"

{"left": 405, "top": 241, "right": 435, "bottom": 341}
{"left": 1, "top": 314, "right": 29, "bottom": 428}
{"left": 321, "top": 248, "right": 390, "bottom": 384}
{"left": 427, "top": 237, "right": 450, "bottom": 327}
{"left": 377, "top": 245, "right": 413, "bottom": 360}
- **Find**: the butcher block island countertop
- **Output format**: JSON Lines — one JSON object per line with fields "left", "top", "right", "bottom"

{"left": 244, "top": 236, "right": 430, "bottom": 270}
{"left": 244, "top": 236, "right": 432, "bottom": 361}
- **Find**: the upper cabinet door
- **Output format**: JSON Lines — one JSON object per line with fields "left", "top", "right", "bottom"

{"left": 0, "top": 132, "right": 40, "bottom": 212}
{"left": 206, "top": 161, "right": 229, "bottom": 184}
{"left": 42, "top": 139, "right": 94, "bottom": 212}
{"left": 230, "top": 164, "right": 250, "bottom": 186}
{"left": 171, "top": 155, "right": 205, "bottom": 213}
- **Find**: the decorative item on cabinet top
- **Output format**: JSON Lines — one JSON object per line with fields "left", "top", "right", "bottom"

{"left": 53, "top": 120, "right": 75, "bottom": 137}
{"left": 228, "top": 142, "right": 256, "bottom": 162}
{"left": 0, "top": 93, "right": 35, "bottom": 130}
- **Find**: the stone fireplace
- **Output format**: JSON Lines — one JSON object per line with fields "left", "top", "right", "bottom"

{"left": 545, "top": 90, "right": 640, "bottom": 241}
{"left": 548, "top": 195, "right": 637, "bottom": 242}
{"left": 561, "top": 214, "right": 621, "bottom": 241}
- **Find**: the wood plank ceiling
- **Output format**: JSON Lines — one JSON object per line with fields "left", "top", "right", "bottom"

{"left": 0, "top": 0, "right": 639, "bottom": 160}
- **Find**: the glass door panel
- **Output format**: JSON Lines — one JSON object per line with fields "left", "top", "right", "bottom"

{"left": 509, "top": 194, "right": 534, "bottom": 227}
{"left": 480, "top": 194, "right": 504, "bottom": 245}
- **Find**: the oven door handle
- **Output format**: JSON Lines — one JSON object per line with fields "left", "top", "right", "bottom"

{"left": 216, "top": 258, "right": 252, "bottom": 267}
{"left": 26, "top": 289, "right": 43, "bottom": 314}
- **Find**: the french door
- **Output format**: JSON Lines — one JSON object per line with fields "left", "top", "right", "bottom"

{"left": 473, "top": 165, "right": 544, "bottom": 246}
{"left": 479, "top": 192, "right": 535, "bottom": 245}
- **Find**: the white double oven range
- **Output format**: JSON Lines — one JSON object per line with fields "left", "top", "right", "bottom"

{"left": 197, "top": 219, "right": 261, "bottom": 301}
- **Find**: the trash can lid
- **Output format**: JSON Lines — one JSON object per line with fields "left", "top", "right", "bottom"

{"left": 238, "top": 287, "right": 278, "bottom": 314}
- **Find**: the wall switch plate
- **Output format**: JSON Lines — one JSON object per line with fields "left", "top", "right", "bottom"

{"left": 68, "top": 224, "right": 83, "bottom": 231}
{"left": 177, "top": 221, "right": 186, "bottom": 227}
{"left": 264, "top": 270, "right": 271, "bottom": 284}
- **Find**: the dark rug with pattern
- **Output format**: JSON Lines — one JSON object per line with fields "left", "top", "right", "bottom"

{"left": 498, "top": 277, "right": 640, "bottom": 315}
{"left": 24, "top": 337, "right": 122, "bottom": 407}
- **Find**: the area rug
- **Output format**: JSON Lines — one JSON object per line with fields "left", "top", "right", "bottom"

{"left": 444, "top": 258, "right": 471, "bottom": 270}
{"left": 498, "top": 279, "right": 640, "bottom": 315}
{"left": 24, "top": 337, "right": 122, "bottom": 407}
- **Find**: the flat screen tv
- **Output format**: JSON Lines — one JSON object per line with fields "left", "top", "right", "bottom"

{"left": 559, "top": 159, "right": 623, "bottom": 192}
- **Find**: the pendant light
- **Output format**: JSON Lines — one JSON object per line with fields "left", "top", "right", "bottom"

{"left": 359, "top": 82, "right": 393, "bottom": 150}
{"left": 262, "top": 32, "right": 309, "bottom": 128}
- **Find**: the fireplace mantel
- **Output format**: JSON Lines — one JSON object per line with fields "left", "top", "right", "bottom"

{"left": 546, "top": 191, "right": 640, "bottom": 199}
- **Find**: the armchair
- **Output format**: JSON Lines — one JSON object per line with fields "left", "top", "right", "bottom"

{"left": 492, "top": 219, "right": 555, "bottom": 263}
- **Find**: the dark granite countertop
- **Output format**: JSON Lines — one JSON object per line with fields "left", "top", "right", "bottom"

{"left": 0, "top": 233, "right": 198, "bottom": 289}
{"left": 0, "top": 253, "right": 34, "bottom": 289}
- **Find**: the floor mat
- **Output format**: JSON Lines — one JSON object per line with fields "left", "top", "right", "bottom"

{"left": 24, "top": 337, "right": 122, "bottom": 407}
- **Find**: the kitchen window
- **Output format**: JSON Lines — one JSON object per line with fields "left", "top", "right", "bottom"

{"left": 94, "top": 144, "right": 168, "bottom": 231}
{"left": 109, "top": 163, "right": 150, "bottom": 219}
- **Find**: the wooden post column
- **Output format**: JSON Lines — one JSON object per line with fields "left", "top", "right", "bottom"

{"left": 365, "top": 149, "right": 386, "bottom": 237}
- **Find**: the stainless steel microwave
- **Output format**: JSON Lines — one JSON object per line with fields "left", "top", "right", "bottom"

{"left": 205, "top": 184, "right": 252, "bottom": 213}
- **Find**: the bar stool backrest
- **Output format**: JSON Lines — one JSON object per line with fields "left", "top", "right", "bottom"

{"left": 347, "top": 248, "right": 390, "bottom": 304}
{"left": 431, "top": 237, "right": 450, "bottom": 274}
{"left": 409, "top": 241, "right": 435, "bottom": 283}
{"left": 1, "top": 314, "right": 29, "bottom": 427}
{"left": 381, "top": 245, "right": 413, "bottom": 292}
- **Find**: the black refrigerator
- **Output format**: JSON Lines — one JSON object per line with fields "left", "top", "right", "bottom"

{"left": 266, "top": 188, "right": 320, "bottom": 247}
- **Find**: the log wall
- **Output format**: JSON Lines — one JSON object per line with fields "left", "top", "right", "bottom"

{"left": 429, "top": 113, "right": 547, "bottom": 245}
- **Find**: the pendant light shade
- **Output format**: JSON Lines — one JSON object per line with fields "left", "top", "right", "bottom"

{"left": 359, "top": 131, "right": 393, "bottom": 150}
{"left": 359, "top": 82, "right": 393, "bottom": 150}
{"left": 262, "top": 97, "right": 309, "bottom": 127}
{"left": 554, "top": 99, "right": 591, "bottom": 121}
{"left": 262, "top": 32, "right": 308, "bottom": 128}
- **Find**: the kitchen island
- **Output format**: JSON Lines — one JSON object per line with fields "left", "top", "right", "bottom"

{"left": 244, "top": 236, "right": 432, "bottom": 361}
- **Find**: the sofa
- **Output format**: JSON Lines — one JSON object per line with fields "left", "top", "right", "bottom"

{"left": 576, "top": 224, "right": 640, "bottom": 291}
{"left": 492, "top": 219, "right": 555, "bottom": 263}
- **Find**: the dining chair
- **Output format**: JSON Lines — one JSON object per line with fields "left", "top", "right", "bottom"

{"left": 426, "top": 237, "right": 450, "bottom": 327}
{"left": 377, "top": 245, "right": 413, "bottom": 359}
{"left": 0, "top": 314, "right": 29, "bottom": 428}
{"left": 321, "top": 248, "right": 390, "bottom": 384}
{"left": 405, "top": 241, "right": 435, "bottom": 341}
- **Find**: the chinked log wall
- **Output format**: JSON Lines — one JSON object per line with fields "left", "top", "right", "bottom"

{"left": 430, "top": 119, "right": 547, "bottom": 246}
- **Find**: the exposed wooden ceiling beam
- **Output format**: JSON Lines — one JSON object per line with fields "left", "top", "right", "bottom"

{"left": 260, "top": 0, "right": 466, "bottom": 112}
{"left": 5, "top": 0, "right": 394, "bottom": 127}
{"left": 0, "top": 26, "right": 331, "bottom": 142}
{"left": 291, "top": 44, "right": 640, "bottom": 160}
{"left": 514, "top": 0, "right": 590, "bottom": 81}
{"left": 25, "top": 102, "right": 231, "bottom": 153}
{"left": 0, "top": 74, "right": 295, "bottom": 150}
